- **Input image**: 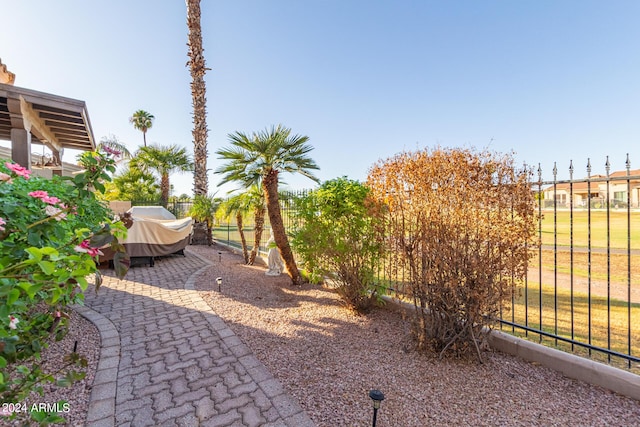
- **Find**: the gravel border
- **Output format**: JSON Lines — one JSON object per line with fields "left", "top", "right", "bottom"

{"left": 189, "top": 244, "right": 640, "bottom": 427}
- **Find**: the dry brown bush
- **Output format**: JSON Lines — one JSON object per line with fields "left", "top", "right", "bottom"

{"left": 367, "top": 147, "right": 537, "bottom": 361}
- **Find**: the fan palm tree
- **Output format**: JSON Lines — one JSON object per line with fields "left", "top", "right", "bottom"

{"left": 188, "top": 193, "right": 219, "bottom": 246}
{"left": 129, "top": 110, "right": 155, "bottom": 147}
{"left": 215, "top": 124, "right": 319, "bottom": 285}
{"left": 131, "top": 144, "right": 193, "bottom": 207}
{"left": 186, "top": 0, "right": 210, "bottom": 244}
{"left": 218, "top": 196, "right": 251, "bottom": 263}
{"left": 110, "top": 165, "right": 160, "bottom": 201}
{"left": 220, "top": 185, "right": 266, "bottom": 265}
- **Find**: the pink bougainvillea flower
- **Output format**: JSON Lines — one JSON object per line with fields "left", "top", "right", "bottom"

{"left": 28, "top": 190, "right": 49, "bottom": 199}
{"left": 74, "top": 239, "right": 103, "bottom": 257}
{"left": 28, "top": 191, "right": 61, "bottom": 205}
{"left": 5, "top": 162, "right": 31, "bottom": 179}
{"left": 42, "top": 195, "right": 61, "bottom": 205}
{"left": 45, "top": 205, "right": 66, "bottom": 221}
{"left": 0, "top": 217, "right": 5, "bottom": 232}
{"left": 102, "top": 146, "right": 122, "bottom": 157}
{"left": 59, "top": 203, "right": 77, "bottom": 215}
{"left": 87, "top": 247, "right": 104, "bottom": 257}
{"left": 9, "top": 315, "right": 19, "bottom": 330}
{"left": 0, "top": 171, "right": 12, "bottom": 183}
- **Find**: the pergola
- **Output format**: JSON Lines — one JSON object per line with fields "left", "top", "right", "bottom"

{"left": 0, "top": 69, "right": 96, "bottom": 175}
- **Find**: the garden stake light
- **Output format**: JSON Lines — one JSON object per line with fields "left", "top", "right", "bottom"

{"left": 218, "top": 251, "right": 222, "bottom": 262}
{"left": 216, "top": 277, "right": 222, "bottom": 292}
{"left": 369, "top": 389, "right": 384, "bottom": 427}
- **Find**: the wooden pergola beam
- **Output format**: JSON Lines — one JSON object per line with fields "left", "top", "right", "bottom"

{"left": 20, "top": 96, "right": 62, "bottom": 152}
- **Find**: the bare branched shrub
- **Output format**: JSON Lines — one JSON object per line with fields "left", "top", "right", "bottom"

{"left": 367, "top": 147, "right": 537, "bottom": 361}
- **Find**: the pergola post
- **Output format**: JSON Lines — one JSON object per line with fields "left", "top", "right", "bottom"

{"left": 10, "top": 127, "right": 31, "bottom": 170}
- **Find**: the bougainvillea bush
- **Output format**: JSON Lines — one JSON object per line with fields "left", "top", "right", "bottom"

{"left": 0, "top": 151, "right": 128, "bottom": 423}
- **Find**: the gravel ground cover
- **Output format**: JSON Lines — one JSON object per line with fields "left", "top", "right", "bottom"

{"left": 6, "top": 309, "right": 99, "bottom": 426}
{"left": 190, "top": 244, "right": 640, "bottom": 427}
{"left": 20, "top": 244, "right": 640, "bottom": 426}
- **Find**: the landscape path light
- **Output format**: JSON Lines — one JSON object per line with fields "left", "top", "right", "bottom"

{"left": 369, "top": 389, "right": 384, "bottom": 427}
{"left": 218, "top": 251, "right": 222, "bottom": 262}
{"left": 216, "top": 277, "right": 222, "bottom": 292}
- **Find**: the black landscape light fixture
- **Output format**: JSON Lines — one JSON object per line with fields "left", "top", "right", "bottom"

{"left": 216, "top": 277, "right": 222, "bottom": 292}
{"left": 218, "top": 251, "right": 222, "bottom": 262}
{"left": 369, "top": 389, "right": 385, "bottom": 427}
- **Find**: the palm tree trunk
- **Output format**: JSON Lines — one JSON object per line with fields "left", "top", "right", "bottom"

{"left": 237, "top": 212, "right": 249, "bottom": 263}
{"left": 248, "top": 205, "right": 265, "bottom": 265}
{"left": 143, "top": 131, "right": 147, "bottom": 147}
{"left": 161, "top": 173, "right": 170, "bottom": 207}
{"left": 186, "top": 0, "right": 209, "bottom": 245}
{"left": 263, "top": 170, "right": 303, "bottom": 285}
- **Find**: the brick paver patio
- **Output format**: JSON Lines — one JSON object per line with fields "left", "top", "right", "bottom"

{"left": 78, "top": 248, "right": 314, "bottom": 427}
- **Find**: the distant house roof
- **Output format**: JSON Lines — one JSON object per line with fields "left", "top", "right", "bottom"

{"left": 609, "top": 169, "right": 640, "bottom": 178}
{"left": 0, "top": 82, "right": 95, "bottom": 153}
{"left": 545, "top": 181, "right": 602, "bottom": 193}
{"left": 543, "top": 169, "right": 640, "bottom": 193}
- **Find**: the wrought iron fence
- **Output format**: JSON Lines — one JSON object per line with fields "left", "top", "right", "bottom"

{"left": 207, "top": 165, "right": 640, "bottom": 371}
{"left": 212, "top": 190, "right": 307, "bottom": 255}
{"left": 499, "top": 155, "right": 640, "bottom": 371}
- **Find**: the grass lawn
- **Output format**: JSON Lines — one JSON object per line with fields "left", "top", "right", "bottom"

{"left": 502, "top": 281, "right": 640, "bottom": 373}
{"left": 531, "top": 250, "right": 640, "bottom": 286}
{"left": 539, "top": 210, "right": 640, "bottom": 249}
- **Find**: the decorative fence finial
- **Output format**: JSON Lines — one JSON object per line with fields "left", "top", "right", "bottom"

{"left": 537, "top": 163, "right": 542, "bottom": 183}
{"left": 569, "top": 160, "right": 574, "bottom": 180}
{"left": 626, "top": 153, "right": 631, "bottom": 175}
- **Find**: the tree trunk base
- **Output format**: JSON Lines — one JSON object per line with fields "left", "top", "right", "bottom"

{"left": 191, "top": 222, "right": 210, "bottom": 245}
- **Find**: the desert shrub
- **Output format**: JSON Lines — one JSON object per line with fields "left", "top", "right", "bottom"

{"left": 291, "top": 177, "right": 385, "bottom": 312}
{"left": 367, "top": 147, "right": 537, "bottom": 361}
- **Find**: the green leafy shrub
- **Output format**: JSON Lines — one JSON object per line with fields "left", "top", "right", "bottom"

{"left": 291, "top": 177, "right": 385, "bottom": 312}
{"left": 0, "top": 151, "right": 128, "bottom": 423}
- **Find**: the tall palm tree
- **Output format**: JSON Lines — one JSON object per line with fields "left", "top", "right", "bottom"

{"left": 186, "top": 0, "right": 210, "bottom": 244}
{"left": 131, "top": 144, "right": 193, "bottom": 207}
{"left": 129, "top": 110, "right": 155, "bottom": 147}
{"left": 215, "top": 124, "right": 319, "bottom": 285}
{"left": 220, "top": 185, "right": 266, "bottom": 265}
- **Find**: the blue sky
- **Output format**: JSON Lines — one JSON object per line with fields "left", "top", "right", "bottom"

{"left": 2, "top": 1, "right": 639, "bottom": 196}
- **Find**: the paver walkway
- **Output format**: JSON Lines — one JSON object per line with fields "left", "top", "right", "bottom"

{"left": 79, "top": 248, "right": 315, "bottom": 427}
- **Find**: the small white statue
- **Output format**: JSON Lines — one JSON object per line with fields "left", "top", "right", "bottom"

{"left": 265, "top": 230, "right": 284, "bottom": 276}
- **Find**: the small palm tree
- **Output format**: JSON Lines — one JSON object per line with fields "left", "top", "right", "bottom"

{"left": 218, "top": 197, "right": 251, "bottom": 263}
{"left": 220, "top": 185, "right": 266, "bottom": 264}
{"left": 129, "top": 110, "right": 155, "bottom": 147}
{"left": 188, "top": 194, "right": 219, "bottom": 246}
{"left": 216, "top": 124, "right": 319, "bottom": 285}
{"left": 131, "top": 144, "right": 193, "bottom": 207}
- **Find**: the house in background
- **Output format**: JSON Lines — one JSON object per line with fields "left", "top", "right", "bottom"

{"left": 542, "top": 170, "right": 640, "bottom": 208}
{"left": 0, "top": 59, "right": 95, "bottom": 176}
{"left": 0, "top": 145, "right": 83, "bottom": 178}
